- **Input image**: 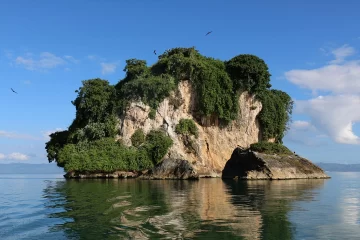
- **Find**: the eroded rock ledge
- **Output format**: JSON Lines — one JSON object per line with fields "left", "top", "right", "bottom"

{"left": 222, "top": 148, "right": 330, "bottom": 180}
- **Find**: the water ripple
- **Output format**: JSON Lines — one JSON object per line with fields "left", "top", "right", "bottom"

{"left": 0, "top": 173, "right": 359, "bottom": 239}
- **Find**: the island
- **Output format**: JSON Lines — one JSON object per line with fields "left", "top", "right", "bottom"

{"left": 45, "top": 47, "right": 329, "bottom": 180}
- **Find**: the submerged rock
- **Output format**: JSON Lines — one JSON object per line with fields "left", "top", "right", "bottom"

{"left": 140, "top": 158, "right": 199, "bottom": 180}
{"left": 222, "top": 148, "right": 330, "bottom": 180}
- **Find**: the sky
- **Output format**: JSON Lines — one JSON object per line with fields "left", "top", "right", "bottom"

{"left": 1, "top": 0, "right": 360, "bottom": 164}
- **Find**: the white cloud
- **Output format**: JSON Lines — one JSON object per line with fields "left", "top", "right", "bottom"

{"left": 329, "top": 44, "right": 355, "bottom": 64}
{"left": 42, "top": 128, "right": 63, "bottom": 141}
{"left": 15, "top": 52, "right": 66, "bottom": 71}
{"left": 101, "top": 62, "right": 118, "bottom": 75}
{"left": 291, "top": 120, "right": 315, "bottom": 131}
{"left": 295, "top": 95, "right": 360, "bottom": 145}
{"left": 285, "top": 60, "right": 360, "bottom": 94}
{"left": 14, "top": 52, "right": 80, "bottom": 71}
{"left": 64, "top": 55, "right": 80, "bottom": 64}
{"left": 7, "top": 152, "right": 29, "bottom": 161}
{"left": 284, "top": 120, "right": 326, "bottom": 146}
{"left": 0, "top": 152, "right": 29, "bottom": 161}
{"left": 64, "top": 67, "right": 71, "bottom": 72}
{"left": 284, "top": 44, "right": 360, "bottom": 145}
{"left": 0, "top": 130, "right": 40, "bottom": 140}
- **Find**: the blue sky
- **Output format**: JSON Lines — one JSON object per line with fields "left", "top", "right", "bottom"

{"left": 1, "top": 0, "right": 360, "bottom": 164}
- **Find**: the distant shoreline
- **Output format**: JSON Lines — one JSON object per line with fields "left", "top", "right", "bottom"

{"left": 0, "top": 163, "right": 64, "bottom": 174}
{"left": 316, "top": 162, "right": 360, "bottom": 172}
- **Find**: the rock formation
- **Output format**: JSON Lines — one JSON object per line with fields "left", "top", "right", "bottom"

{"left": 117, "top": 80, "right": 263, "bottom": 177}
{"left": 140, "top": 158, "right": 199, "bottom": 180}
{"left": 62, "top": 80, "right": 328, "bottom": 180}
{"left": 222, "top": 148, "right": 330, "bottom": 180}
{"left": 64, "top": 170, "right": 139, "bottom": 179}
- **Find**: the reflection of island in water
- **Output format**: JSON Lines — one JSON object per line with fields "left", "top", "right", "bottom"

{"left": 43, "top": 178, "right": 326, "bottom": 239}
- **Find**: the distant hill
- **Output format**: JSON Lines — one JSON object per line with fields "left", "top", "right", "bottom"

{"left": 317, "top": 162, "right": 360, "bottom": 172}
{"left": 0, "top": 163, "right": 64, "bottom": 174}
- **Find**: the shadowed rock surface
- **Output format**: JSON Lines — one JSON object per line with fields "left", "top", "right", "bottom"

{"left": 140, "top": 158, "right": 199, "bottom": 180}
{"left": 222, "top": 148, "right": 330, "bottom": 180}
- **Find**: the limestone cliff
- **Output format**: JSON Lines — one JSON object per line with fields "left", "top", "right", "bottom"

{"left": 117, "top": 80, "right": 263, "bottom": 177}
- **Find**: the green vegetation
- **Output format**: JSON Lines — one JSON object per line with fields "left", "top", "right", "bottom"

{"left": 151, "top": 47, "right": 238, "bottom": 123}
{"left": 148, "top": 108, "right": 156, "bottom": 120}
{"left": 45, "top": 78, "right": 173, "bottom": 172}
{"left": 175, "top": 119, "right": 199, "bottom": 138}
{"left": 256, "top": 90, "right": 293, "bottom": 143}
{"left": 143, "top": 130, "right": 173, "bottom": 164}
{"left": 131, "top": 129, "right": 145, "bottom": 147}
{"left": 69, "top": 78, "right": 117, "bottom": 131}
{"left": 56, "top": 130, "right": 172, "bottom": 173}
{"left": 225, "top": 54, "right": 272, "bottom": 94}
{"left": 46, "top": 130, "right": 70, "bottom": 168}
{"left": 118, "top": 74, "right": 176, "bottom": 110}
{"left": 250, "top": 142, "right": 293, "bottom": 155}
{"left": 46, "top": 47, "right": 293, "bottom": 172}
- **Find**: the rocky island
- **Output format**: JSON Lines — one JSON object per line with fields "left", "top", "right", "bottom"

{"left": 46, "top": 47, "right": 329, "bottom": 180}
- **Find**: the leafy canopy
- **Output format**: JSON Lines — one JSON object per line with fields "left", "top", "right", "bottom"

{"left": 58, "top": 130, "right": 173, "bottom": 173}
{"left": 46, "top": 78, "right": 118, "bottom": 167}
{"left": 131, "top": 129, "right": 145, "bottom": 147}
{"left": 250, "top": 142, "right": 293, "bottom": 155}
{"left": 71, "top": 78, "right": 117, "bottom": 128}
{"left": 175, "top": 119, "right": 199, "bottom": 138}
{"left": 225, "top": 54, "right": 272, "bottom": 94}
{"left": 256, "top": 89, "right": 293, "bottom": 143}
{"left": 150, "top": 47, "right": 238, "bottom": 123}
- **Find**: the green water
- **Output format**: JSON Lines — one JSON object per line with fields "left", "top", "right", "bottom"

{"left": 1, "top": 173, "right": 359, "bottom": 239}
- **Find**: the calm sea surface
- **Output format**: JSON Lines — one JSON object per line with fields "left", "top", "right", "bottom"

{"left": 0, "top": 172, "right": 359, "bottom": 240}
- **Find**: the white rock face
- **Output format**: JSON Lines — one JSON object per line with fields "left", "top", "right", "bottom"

{"left": 117, "top": 80, "right": 262, "bottom": 176}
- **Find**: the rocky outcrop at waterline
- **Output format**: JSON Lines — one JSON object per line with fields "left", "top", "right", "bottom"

{"left": 140, "top": 158, "right": 199, "bottom": 180}
{"left": 64, "top": 170, "right": 140, "bottom": 179}
{"left": 64, "top": 159, "right": 199, "bottom": 180}
{"left": 64, "top": 147, "right": 329, "bottom": 180}
{"left": 222, "top": 148, "right": 330, "bottom": 180}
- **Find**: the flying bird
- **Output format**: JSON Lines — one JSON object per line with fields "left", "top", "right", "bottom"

{"left": 11, "top": 88, "right": 18, "bottom": 94}
{"left": 205, "top": 31, "right": 212, "bottom": 36}
{"left": 153, "top": 50, "right": 157, "bottom": 55}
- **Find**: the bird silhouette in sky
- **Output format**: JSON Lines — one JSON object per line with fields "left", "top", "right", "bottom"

{"left": 205, "top": 31, "right": 212, "bottom": 36}
{"left": 153, "top": 50, "right": 157, "bottom": 55}
{"left": 11, "top": 88, "right": 18, "bottom": 94}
